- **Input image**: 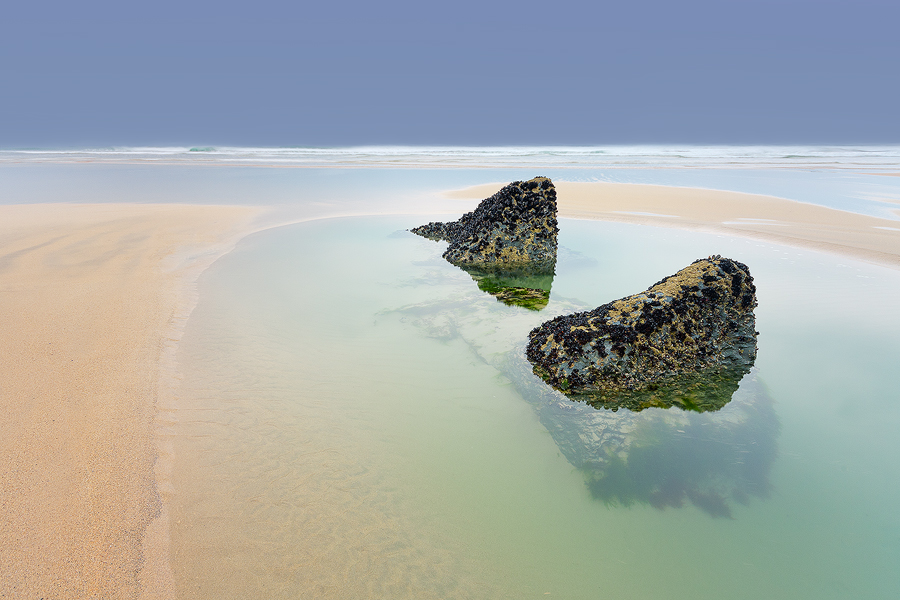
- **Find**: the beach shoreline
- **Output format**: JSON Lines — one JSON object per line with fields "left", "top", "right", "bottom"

{"left": 446, "top": 181, "right": 900, "bottom": 269}
{"left": 2, "top": 176, "right": 899, "bottom": 598}
{"left": 0, "top": 204, "right": 262, "bottom": 599}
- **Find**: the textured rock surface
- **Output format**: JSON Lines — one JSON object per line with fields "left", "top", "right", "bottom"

{"left": 526, "top": 256, "right": 758, "bottom": 411}
{"left": 411, "top": 177, "right": 558, "bottom": 265}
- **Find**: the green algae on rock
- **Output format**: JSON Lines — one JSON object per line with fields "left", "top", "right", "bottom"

{"left": 412, "top": 177, "right": 559, "bottom": 310}
{"left": 458, "top": 261, "right": 556, "bottom": 311}
{"left": 561, "top": 364, "right": 750, "bottom": 413}
{"left": 526, "top": 256, "right": 758, "bottom": 411}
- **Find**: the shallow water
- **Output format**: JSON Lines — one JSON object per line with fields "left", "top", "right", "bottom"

{"left": 170, "top": 214, "right": 900, "bottom": 599}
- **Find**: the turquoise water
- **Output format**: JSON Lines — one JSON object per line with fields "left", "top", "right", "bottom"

{"left": 170, "top": 214, "right": 900, "bottom": 599}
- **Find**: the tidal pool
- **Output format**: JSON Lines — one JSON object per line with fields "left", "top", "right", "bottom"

{"left": 169, "top": 215, "right": 900, "bottom": 599}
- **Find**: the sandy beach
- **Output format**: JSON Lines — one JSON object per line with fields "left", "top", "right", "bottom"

{"left": 0, "top": 204, "right": 260, "bottom": 599}
{"left": 448, "top": 181, "right": 900, "bottom": 268}
{"left": 2, "top": 176, "right": 899, "bottom": 598}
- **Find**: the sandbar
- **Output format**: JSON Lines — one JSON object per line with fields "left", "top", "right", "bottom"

{"left": 0, "top": 203, "right": 261, "bottom": 599}
{"left": 446, "top": 181, "right": 900, "bottom": 268}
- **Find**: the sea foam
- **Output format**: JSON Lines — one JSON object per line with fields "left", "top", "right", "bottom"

{"left": 2, "top": 144, "right": 900, "bottom": 171}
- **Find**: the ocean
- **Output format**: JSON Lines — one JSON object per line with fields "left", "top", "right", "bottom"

{"left": 2, "top": 145, "right": 900, "bottom": 221}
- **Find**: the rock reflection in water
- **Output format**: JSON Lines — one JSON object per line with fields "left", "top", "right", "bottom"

{"left": 512, "top": 359, "right": 779, "bottom": 518}
{"left": 567, "top": 363, "right": 752, "bottom": 413}
{"left": 457, "top": 260, "right": 556, "bottom": 311}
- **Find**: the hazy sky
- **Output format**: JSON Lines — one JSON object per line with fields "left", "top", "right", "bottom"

{"left": 2, "top": 0, "right": 897, "bottom": 147}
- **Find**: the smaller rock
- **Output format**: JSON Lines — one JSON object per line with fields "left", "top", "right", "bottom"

{"left": 411, "top": 177, "right": 558, "bottom": 265}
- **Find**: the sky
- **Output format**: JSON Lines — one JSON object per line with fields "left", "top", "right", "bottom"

{"left": 1, "top": 0, "right": 898, "bottom": 147}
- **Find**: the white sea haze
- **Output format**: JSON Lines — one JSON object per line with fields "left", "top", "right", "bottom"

{"left": 4, "top": 144, "right": 900, "bottom": 170}
{"left": 2, "top": 145, "right": 900, "bottom": 221}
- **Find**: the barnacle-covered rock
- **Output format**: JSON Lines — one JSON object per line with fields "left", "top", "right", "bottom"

{"left": 412, "top": 177, "right": 559, "bottom": 310}
{"left": 526, "top": 256, "right": 758, "bottom": 411}
{"left": 411, "top": 177, "right": 558, "bottom": 265}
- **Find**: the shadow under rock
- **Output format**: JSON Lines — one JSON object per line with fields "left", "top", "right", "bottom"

{"left": 508, "top": 352, "right": 779, "bottom": 519}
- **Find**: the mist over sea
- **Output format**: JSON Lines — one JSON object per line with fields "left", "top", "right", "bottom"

{"left": 4, "top": 144, "right": 900, "bottom": 169}
{"left": 2, "top": 146, "right": 900, "bottom": 220}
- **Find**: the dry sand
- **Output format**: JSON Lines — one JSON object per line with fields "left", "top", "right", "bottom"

{"left": 446, "top": 181, "right": 900, "bottom": 268}
{"left": 0, "top": 204, "right": 261, "bottom": 599}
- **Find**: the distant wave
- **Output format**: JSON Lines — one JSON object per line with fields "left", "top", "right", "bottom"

{"left": 2, "top": 145, "right": 899, "bottom": 170}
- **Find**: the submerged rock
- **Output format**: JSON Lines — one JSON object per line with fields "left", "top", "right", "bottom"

{"left": 513, "top": 355, "right": 778, "bottom": 518}
{"left": 411, "top": 177, "right": 558, "bottom": 265}
{"left": 553, "top": 369, "right": 776, "bottom": 517}
{"left": 526, "top": 256, "right": 758, "bottom": 411}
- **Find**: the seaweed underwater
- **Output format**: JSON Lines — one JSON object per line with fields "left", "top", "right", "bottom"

{"left": 507, "top": 347, "right": 779, "bottom": 518}
{"left": 580, "top": 374, "right": 779, "bottom": 518}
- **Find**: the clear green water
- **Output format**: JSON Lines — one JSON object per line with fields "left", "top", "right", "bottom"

{"left": 170, "top": 216, "right": 900, "bottom": 599}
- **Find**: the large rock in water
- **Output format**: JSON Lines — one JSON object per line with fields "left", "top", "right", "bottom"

{"left": 388, "top": 282, "right": 777, "bottom": 518}
{"left": 411, "top": 177, "right": 558, "bottom": 265}
{"left": 526, "top": 256, "right": 758, "bottom": 412}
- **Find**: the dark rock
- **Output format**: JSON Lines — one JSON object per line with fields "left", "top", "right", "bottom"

{"left": 526, "top": 255, "right": 758, "bottom": 411}
{"left": 411, "top": 177, "right": 559, "bottom": 310}
{"left": 411, "top": 177, "right": 558, "bottom": 265}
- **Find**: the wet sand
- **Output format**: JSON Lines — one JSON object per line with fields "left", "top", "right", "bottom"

{"left": 0, "top": 204, "right": 260, "bottom": 599}
{"left": 447, "top": 181, "right": 900, "bottom": 268}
